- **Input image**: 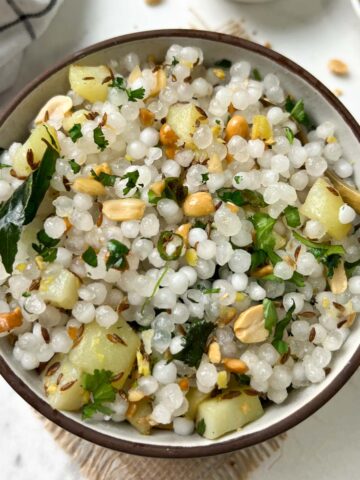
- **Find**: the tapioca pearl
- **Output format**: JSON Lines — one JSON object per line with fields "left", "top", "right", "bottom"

{"left": 169, "top": 336, "right": 185, "bottom": 355}
{"left": 157, "top": 198, "right": 179, "bottom": 218}
{"left": 333, "top": 159, "right": 353, "bottom": 178}
{"left": 153, "top": 359, "right": 177, "bottom": 384}
{"left": 191, "top": 78, "right": 212, "bottom": 98}
{"left": 72, "top": 301, "right": 96, "bottom": 324}
{"left": 197, "top": 240, "right": 216, "bottom": 260}
{"left": 230, "top": 60, "right": 251, "bottom": 79}
{"left": 172, "top": 302, "right": 190, "bottom": 324}
{"left": 51, "top": 327, "right": 73, "bottom": 353}
{"left": 266, "top": 106, "right": 284, "bottom": 125}
{"left": 0, "top": 179, "right": 12, "bottom": 201}
{"left": 140, "top": 214, "right": 160, "bottom": 238}
{"left": 138, "top": 375, "right": 159, "bottom": 396}
{"left": 153, "top": 287, "right": 177, "bottom": 309}
{"left": 263, "top": 185, "right": 281, "bottom": 204}
{"left": 87, "top": 282, "right": 108, "bottom": 305}
{"left": 95, "top": 305, "right": 118, "bottom": 328}
{"left": 161, "top": 159, "right": 181, "bottom": 178}
{"left": 269, "top": 365, "right": 292, "bottom": 390}
{"left": 71, "top": 210, "right": 94, "bottom": 232}
{"left": 73, "top": 193, "right": 93, "bottom": 211}
{"left": 227, "top": 135, "right": 249, "bottom": 162}
{"left": 55, "top": 247, "right": 72, "bottom": 268}
{"left": 348, "top": 276, "right": 360, "bottom": 294}
{"left": 168, "top": 272, "right": 189, "bottom": 295}
{"left": 304, "top": 141, "right": 324, "bottom": 157}
{"left": 305, "top": 156, "right": 327, "bottom": 177}
{"left": 228, "top": 249, "right": 251, "bottom": 274}
{"left": 139, "top": 127, "right": 159, "bottom": 147}
{"left": 188, "top": 228, "right": 208, "bottom": 247}
{"left": 258, "top": 344, "right": 280, "bottom": 366}
{"left": 291, "top": 319, "right": 311, "bottom": 341}
{"left": 322, "top": 330, "right": 345, "bottom": 351}
{"left": 270, "top": 154, "right": 289, "bottom": 174}
{"left": 311, "top": 346, "right": 331, "bottom": 368}
{"left": 310, "top": 324, "right": 327, "bottom": 345}
{"left": 273, "top": 261, "right": 293, "bottom": 280}
{"left": 123, "top": 52, "right": 139, "bottom": 71}
{"left": 323, "top": 142, "right": 342, "bottom": 162}
{"left": 37, "top": 344, "right": 54, "bottom": 363}
{"left": 283, "top": 293, "right": 305, "bottom": 314}
{"left": 250, "top": 378, "right": 269, "bottom": 393}
{"left": 247, "top": 282, "right": 266, "bottom": 301}
{"left": 247, "top": 139, "right": 265, "bottom": 158}
{"left": 17, "top": 333, "right": 40, "bottom": 351}
{"left": 319, "top": 314, "right": 338, "bottom": 331}
{"left": 338, "top": 204, "right": 356, "bottom": 224}
{"left": 196, "top": 259, "right": 216, "bottom": 280}
{"left": 44, "top": 216, "right": 66, "bottom": 239}
{"left": 216, "top": 241, "right": 234, "bottom": 266}
{"left": 121, "top": 220, "right": 140, "bottom": 239}
{"left": 316, "top": 121, "right": 335, "bottom": 139}
{"left": 156, "top": 383, "right": 184, "bottom": 413}
{"left": 304, "top": 220, "right": 327, "bottom": 239}
{"left": 304, "top": 361, "right": 325, "bottom": 383}
{"left": 173, "top": 417, "right": 194, "bottom": 436}
{"left": 193, "top": 125, "right": 213, "bottom": 149}
{"left": 212, "top": 279, "right": 236, "bottom": 305}
{"left": 207, "top": 172, "right": 226, "bottom": 193}
{"left": 126, "top": 140, "right": 147, "bottom": 160}
{"left": 231, "top": 273, "right": 248, "bottom": 291}
{"left": 267, "top": 388, "right": 288, "bottom": 404}
{"left": 290, "top": 170, "right": 309, "bottom": 190}
{"left": 148, "top": 249, "right": 167, "bottom": 268}
{"left": 196, "top": 362, "right": 218, "bottom": 389}
{"left": 292, "top": 362, "right": 307, "bottom": 386}
{"left": 260, "top": 169, "right": 279, "bottom": 187}
{"left": 24, "top": 294, "right": 46, "bottom": 315}
{"left": 272, "top": 136, "right": 290, "bottom": 155}
{"left": 179, "top": 266, "right": 197, "bottom": 286}
{"left": 152, "top": 312, "right": 175, "bottom": 333}
{"left": 296, "top": 252, "right": 318, "bottom": 275}
{"left": 215, "top": 87, "right": 232, "bottom": 107}
{"left": 252, "top": 360, "right": 273, "bottom": 382}
{"left": 20, "top": 352, "right": 39, "bottom": 370}
{"left": 39, "top": 305, "right": 62, "bottom": 327}
{"left": 173, "top": 63, "right": 191, "bottom": 81}
{"left": 288, "top": 145, "right": 307, "bottom": 168}
{"left": 151, "top": 404, "right": 172, "bottom": 424}
{"left": 131, "top": 238, "right": 153, "bottom": 260}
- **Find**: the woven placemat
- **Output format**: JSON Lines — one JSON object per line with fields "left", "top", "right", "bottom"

{"left": 42, "top": 16, "right": 284, "bottom": 480}
{"left": 43, "top": 418, "right": 286, "bottom": 480}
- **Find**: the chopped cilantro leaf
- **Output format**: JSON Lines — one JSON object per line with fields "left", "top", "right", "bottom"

{"left": 234, "top": 175, "right": 242, "bottom": 184}
{"left": 250, "top": 213, "right": 276, "bottom": 253}
{"left": 272, "top": 302, "right": 295, "bottom": 354}
{"left": 201, "top": 173, "right": 209, "bottom": 184}
{"left": 122, "top": 170, "right": 140, "bottom": 195}
{"left": 171, "top": 57, "right": 179, "bottom": 66}
{"left": 109, "top": 76, "right": 145, "bottom": 102}
{"left": 263, "top": 298, "right": 278, "bottom": 333}
{"left": 68, "top": 123, "right": 83, "bottom": 143}
{"left": 82, "top": 369, "right": 116, "bottom": 420}
{"left": 0, "top": 163, "right": 11, "bottom": 169}
{"left": 173, "top": 319, "right": 215, "bottom": 368}
{"left": 284, "top": 126, "right": 294, "bottom": 144}
{"left": 252, "top": 68, "right": 262, "bottom": 81}
{"left": 91, "top": 170, "right": 117, "bottom": 187}
{"left": 285, "top": 96, "right": 312, "bottom": 129}
{"left": 32, "top": 228, "right": 59, "bottom": 264}
{"left": 106, "top": 239, "right": 129, "bottom": 271}
{"left": 196, "top": 418, "right": 206, "bottom": 436}
{"left": 217, "top": 188, "right": 266, "bottom": 208}
{"left": 93, "top": 126, "right": 109, "bottom": 151}
{"left": 283, "top": 205, "right": 300, "bottom": 228}
{"left": 69, "top": 159, "right": 81, "bottom": 174}
{"left": 82, "top": 246, "right": 98, "bottom": 267}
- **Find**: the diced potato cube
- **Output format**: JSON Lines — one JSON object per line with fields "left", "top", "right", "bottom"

{"left": 39, "top": 267, "right": 80, "bottom": 309}
{"left": 127, "top": 398, "right": 153, "bottom": 435}
{"left": 251, "top": 115, "right": 272, "bottom": 141}
{"left": 69, "top": 65, "right": 111, "bottom": 103}
{"left": 62, "top": 109, "right": 88, "bottom": 132}
{"left": 69, "top": 319, "right": 140, "bottom": 389}
{"left": 12, "top": 124, "right": 59, "bottom": 178}
{"left": 300, "top": 178, "right": 351, "bottom": 240}
{"left": 167, "top": 103, "right": 206, "bottom": 144}
{"left": 196, "top": 388, "right": 264, "bottom": 440}
{"left": 185, "top": 388, "right": 211, "bottom": 420}
{"left": 42, "top": 354, "right": 87, "bottom": 411}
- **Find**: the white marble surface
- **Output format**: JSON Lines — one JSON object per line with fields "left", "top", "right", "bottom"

{"left": 0, "top": 0, "right": 359, "bottom": 479}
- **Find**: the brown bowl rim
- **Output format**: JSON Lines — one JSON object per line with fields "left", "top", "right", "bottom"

{"left": 0, "top": 29, "right": 360, "bottom": 458}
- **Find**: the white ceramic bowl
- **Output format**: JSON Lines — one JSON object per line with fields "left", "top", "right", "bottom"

{"left": 0, "top": 30, "right": 359, "bottom": 458}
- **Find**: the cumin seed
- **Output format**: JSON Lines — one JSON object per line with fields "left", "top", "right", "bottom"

{"left": 56, "top": 373, "right": 64, "bottom": 386}
{"left": 337, "top": 319, "right": 347, "bottom": 329}
{"left": 326, "top": 186, "right": 339, "bottom": 196}
{"left": 62, "top": 176, "right": 71, "bottom": 191}
{"left": 41, "top": 327, "right": 50, "bottom": 344}
{"left": 46, "top": 362, "right": 61, "bottom": 377}
{"left": 221, "top": 390, "right": 241, "bottom": 400}
{"left": 333, "top": 302, "right": 345, "bottom": 313}
{"left": 106, "top": 333, "right": 127, "bottom": 345}
{"left": 83, "top": 76, "right": 95, "bottom": 80}
{"left": 244, "top": 388, "right": 260, "bottom": 396}
{"left": 308, "top": 327, "right": 316, "bottom": 342}
{"left": 29, "top": 279, "right": 40, "bottom": 291}
{"left": 111, "top": 372, "right": 124, "bottom": 382}
{"left": 60, "top": 380, "right": 77, "bottom": 391}
{"left": 102, "top": 75, "right": 113, "bottom": 84}
{"left": 294, "top": 245, "right": 301, "bottom": 261}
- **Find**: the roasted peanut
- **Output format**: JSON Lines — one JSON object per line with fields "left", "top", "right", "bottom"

{"left": 225, "top": 115, "right": 249, "bottom": 141}
{"left": 102, "top": 198, "right": 146, "bottom": 221}
{"left": 0, "top": 307, "right": 23, "bottom": 333}
{"left": 139, "top": 108, "right": 155, "bottom": 126}
{"left": 72, "top": 177, "right": 106, "bottom": 196}
{"left": 35, "top": 95, "right": 73, "bottom": 124}
{"left": 329, "top": 261, "right": 347, "bottom": 294}
{"left": 222, "top": 358, "right": 248, "bottom": 374}
{"left": 159, "top": 124, "right": 178, "bottom": 146}
{"left": 183, "top": 192, "right": 215, "bottom": 217}
{"left": 175, "top": 223, "right": 192, "bottom": 246}
{"left": 208, "top": 341, "right": 222, "bottom": 364}
{"left": 234, "top": 305, "right": 269, "bottom": 344}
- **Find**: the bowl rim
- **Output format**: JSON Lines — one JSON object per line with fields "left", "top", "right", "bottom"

{"left": 0, "top": 28, "right": 360, "bottom": 459}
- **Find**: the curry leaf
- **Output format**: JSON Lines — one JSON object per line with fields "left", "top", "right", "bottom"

{"left": 272, "top": 302, "right": 296, "bottom": 354}
{"left": 283, "top": 205, "right": 300, "bottom": 228}
{"left": 263, "top": 298, "right": 278, "bottom": 333}
{"left": 106, "top": 239, "right": 129, "bottom": 271}
{"left": 0, "top": 145, "right": 58, "bottom": 273}
{"left": 82, "top": 246, "right": 98, "bottom": 267}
